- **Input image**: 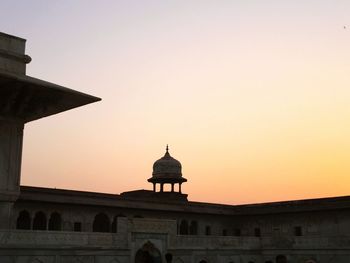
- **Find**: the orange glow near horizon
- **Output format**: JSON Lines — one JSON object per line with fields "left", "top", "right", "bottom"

{"left": 2, "top": 1, "right": 350, "bottom": 204}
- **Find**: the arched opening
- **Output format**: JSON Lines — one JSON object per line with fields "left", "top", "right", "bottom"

{"left": 16, "top": 210, "right": 31, "bottom": 230}
{"left": 74, "top": 222, "right": 82, "bottom": 232}
{"left": 179, "top": 220, "right": 188, "bottom": 235}
{"left": 33, "top": 211, "right": 47, "bottom": 230}
{"left": 135, "top": 250, "right": 153, "bottom": 263}
{"left": 135, "top": 241, "right": 161, "bottom": 263}
{"left": 163, "top": 184, "right": 171, "bottom": 192}
{"left": 93, "top": 213, "right": 110, "bottom": 232}
{"left": 254, "top": 227, "right": 261, "bottom": 237}
{"left": 276, "top": 255, "right": 287, "bottom": 263}
{"left": 205, "top": 225, "right": 211, "bottom": 235}
{"left": 48, "top": 212, "right": 61, "bottom": 231}
{"left": 165, "top": 253, "right": 173, "bottom": 263}
{"left": 234, "top": 228, "right": 241, "bottom": 236}
{"left": 111, "top": 216, "right": 118, "bottom": 233}
{"left": 294, "top": 226, "right": 303, "bottom": 236}
{"left": 189, "top": 220, "right": 198, "bottom": 235}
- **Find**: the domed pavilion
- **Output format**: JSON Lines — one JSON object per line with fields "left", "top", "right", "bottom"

{"left": 148, "top": 145, "right": 187, "bottom": 193}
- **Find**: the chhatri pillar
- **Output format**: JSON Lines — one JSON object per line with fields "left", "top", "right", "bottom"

{"left": 0, "top": 32, "right": 100, "bottom": 229}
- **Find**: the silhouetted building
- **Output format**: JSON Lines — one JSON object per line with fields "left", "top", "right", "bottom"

{"left": 0, "top": 32, "right": 349, "bottom": 263}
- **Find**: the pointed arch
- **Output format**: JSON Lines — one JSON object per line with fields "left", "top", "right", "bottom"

{"left": 33, "top": 211, "right": 46, "bottom": 230}
{"left": 276, "top": 255, "right": 287, "bottom": 263}
{"left": 48, "top": 212, "right": 62, "bottom": 231}
{"left": 16, "top": 210, "right": 31, "bottom": 230}
{"left": 135, "top": 241, "right": 161, "bottom": 263}
{"left": 111, "top": 215, "right": 118, "bottom": 233}
{"left": 189, "top": 220, "right": 198, "bottom": 235}
{"left": 93, "top": 213, "right": 110, "bottom": 232}
{"left": 179, "top": 220, "right": 188, "bottom": 235}
{"left": 165, "top": 253, "right": 173, "bottom": 263}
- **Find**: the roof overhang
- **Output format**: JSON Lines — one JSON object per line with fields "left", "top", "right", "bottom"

{"left": 0, "top": 69, "right": 101, "bottom": 122}
{"left": 148, "top": 177, "right": 187, "bottom": 183}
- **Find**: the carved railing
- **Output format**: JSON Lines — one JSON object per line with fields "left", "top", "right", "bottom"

{"left": 129, "top": 218, "right": 176, "bottom": 234}
{"left": 0, "top": 230, "right": 128, "bottom": 248}
{"left": 169, "top": 235, "right": 261, "bottom": 249}
{"left": 170, "top": 235, "right": 350, "bottom": 250}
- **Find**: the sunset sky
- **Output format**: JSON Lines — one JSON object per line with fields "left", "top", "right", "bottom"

{"left": 1, "top": 1, "right": 350, "bottom": 204}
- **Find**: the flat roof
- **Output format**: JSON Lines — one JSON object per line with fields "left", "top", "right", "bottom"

{"left": 0, "top": 31, "right": 26, "bottom": 42}
{"left": 18, "top": 186, "right": 350, "bottom": 216}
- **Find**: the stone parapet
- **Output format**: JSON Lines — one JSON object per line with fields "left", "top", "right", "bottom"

{"left": 0, "top": 32, "right": 30, "bottom": 74}
{"left": 170, "top": 235, "right": 261, "bottom": 250}
{"left": 170, "top": 235, "right": 350, "bottom": 250}
{"left": 0, "top": 230, "right": 129, "bottom": 249}
{"left": 129, "top": 218, "right": 177, "bottom": 235}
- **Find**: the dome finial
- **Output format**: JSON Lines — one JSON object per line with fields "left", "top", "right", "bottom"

{"left": 166, "top": 144, "right": 169, "bottom": 153}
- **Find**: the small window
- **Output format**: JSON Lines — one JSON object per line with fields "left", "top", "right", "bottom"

{"left": 74, "top": 222, "right": 82, "bottom": 232}
{"left": 222, "top": 229, "right": 227, "bottom": 236}
{"left": 254, "top": 227, "right": 261, "bottom": 237}
{"left": 294, "top": 226, "right": 302, "bottom": 236}
{"left": 234, "top": 228, "right": 241, "bottom": 236}
{"left": 205, "top": 226, "right": 211, "bottom": 235}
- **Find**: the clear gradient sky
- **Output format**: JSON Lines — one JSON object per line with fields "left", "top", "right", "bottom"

{"left": 1, "top": 1, "right": 350, "bottom": 204}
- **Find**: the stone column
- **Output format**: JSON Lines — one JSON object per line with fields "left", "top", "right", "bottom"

{"left": 0, "top": 118, "right": 24, "bottom": 229}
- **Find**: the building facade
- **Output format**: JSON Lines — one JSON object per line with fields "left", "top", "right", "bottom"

{"left": 0, "top": 32, "right": 349, "bottom": 263}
